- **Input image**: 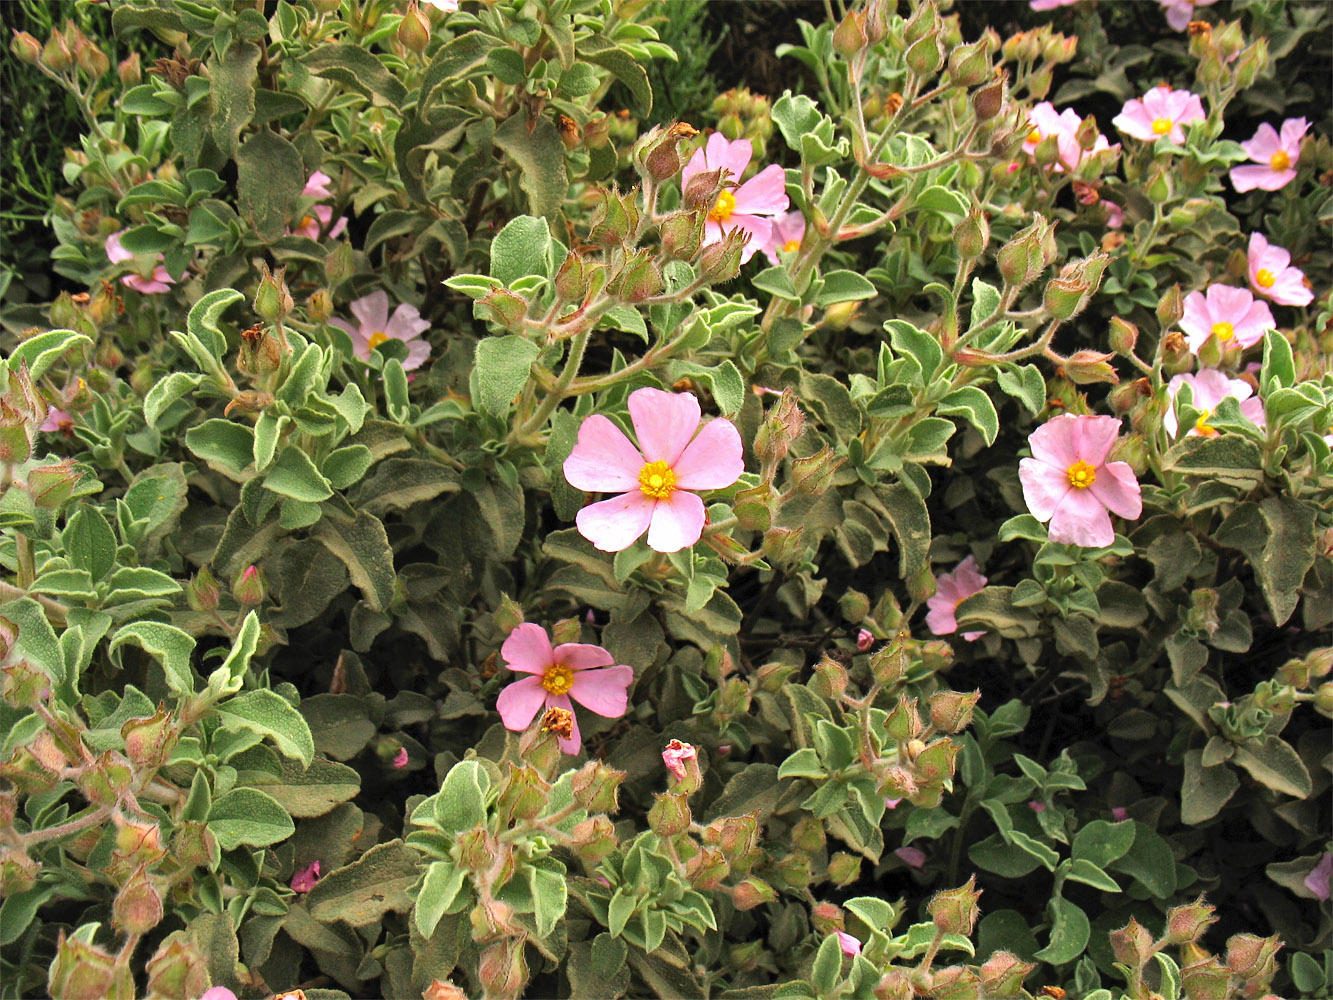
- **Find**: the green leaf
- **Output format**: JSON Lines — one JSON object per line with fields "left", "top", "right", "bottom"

{"left": 1180, "top": 750, "right": 1239, "bottom": 824}
{"left": 885, "top": 320, "right": 942, "bottom": 381}
{"left": 752, "top": 266, "right": 800, "bottom": 302}
{"left": 1215, "top": 497, "right": 1317, "bottom": 626}
{"left": 254, "top": 756, "right": 360, "bottom": 818}
{"left": 297, "top": 694, "right": 376, "bottom": 761}
{"left": 416, "top": 860, "right": 467, "bottom": 938}
{"left": 1064, "top": 858, "right": 1120, "bottom": 892}
{"left": 217, "top": 611, "right": 261, "bottom": 695}
{"left": 108, "top": 621, "right": 196, "bottom": 696}
{"left": 530, "top": 863, "right": 567, "bottom": 938}
{"left": 1109, "top": 822, "right": 1176, "bottom": 898}
{"left": 265, "top": 445, "right": 333, "bottom": 503}
{"left": 579, "top": 36, "right": 652, "bottom": 115}
{"left": 817, "top": 269, "right": 877, "bottom": 306}
{"left": 1162, "top": 434, "right": 1264, "bottom": 490}
{"left": 969, "top": 833, "right": 1043, "bottom": 878}
{"left": 1230, "top": 736, "right": 1312, "bottom": 798}
{"left": 236, "top": 127, "right": 305, "bottom": 242}
{"left": 186, "top": 419, "right": 254, "bottom": 478}
{"left": 433, "top": 760, "right": 490, "bottom": 835}
{"left": 306, "top": 840, "right": 420, "bottom": 927}
{"left": 104, "top": 566, "right": 182, "bottom": 600}
{"left": 997, "top": 364, "right": 1046, "bottom": 416}
{"left": 301, "top": 43, "right": 407, "bottom": 104}
{"left": 489, "top": 216, "right": 552, "bottom": 286}
{"left": 0, "top": 597, "right": 64, "bottom": 692}
{"left": 810, "top": 934, "right": 843, "bottom": 995}
{"left": 6, "top": 329, "right": 93, "bottom": 381}
{"left": 494, "top": 113, "right": 569, "bottom": 219}
{"left": 312, "top": 509, "right": 396, "bottom": 612}
{"left": 144, "top": 372, "right": 204, "bottom": 428}
{"left": 866, "top": 483, "right": 930, "bottom": 580}
{"left": 215, "top": 689, "right": 315, "bottom": 767}
{"left": 63, "top": 506, "right": 116, "bottom": 581}
{"left": 937, "top": 386, "right": 999, "bottom": 446}
{"left": 323, "top": 445, "right": 374, "bottom": 491}
{"left": 1071, "top": 819, "right": 1135, "bottom": 868}
{"left": 31, "top": 568, "right": 97, "bottom": 600}
{"left": 210, "top": 41, "right": 259, "bottom": 156}
{"left": 1260, "top": 329, "right": 1295, "bottom": 394}
{"left": 474, "top": 336, "right": 540, "bottom": 415}
{"left": 1034, "top": 897, "right": 1089, "bottom": 965}
{"left": 208, "top": 787, "right": 294, "bottom": 850}
{"left": 771, "top": 91, "right": 823, "bottom": 152}
{"left": 187, "top": 287, "right": 245, "bottom": 360}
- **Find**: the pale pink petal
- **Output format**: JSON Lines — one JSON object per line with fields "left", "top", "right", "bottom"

{"left": 700, "top": 219, "right": 725, "bottom": 248}
{"left": 576, "top": 491, "right": 656, "bottom": 551}
{"left": 568, "top": 665, "right": 634, "bottom": 717}
{"left": 1019, "top": 458, "right": 1070, "bottom": 522}
{"left": 1027, "top": 415, "right": 1081, "bottom": 469}
{"left": 1303, "top": 852, "right": 1332, "bottom": 902}
{"left": 628, "top": 388, "right": 701, "bottom": 465}
{"left": 554, "top": 643, "right": 616, "bottom": 671}
{"left": 403, "top": 337, "right": 432, "bottom": 371}
{"left": 501, "top": 622, "right": 555, "bottom": 674}
{"left": 895, "top": 846, "right": 927, "bottom": 868}
{"left": 1047, "top": 487, "right": 1115, "bottom": 547}
{"left": 385, "top": 303, "right": 431, "bottom": 340}
{"left": 706, "top": 132, "right": 752, "bottom": 182}
{"left": 1240, "top": 123, "right": 1280, "bottom": 161}
{"left": 1279, "top": 117, "right": 1309, "bottom": 151}
{"left": 681, "top": 146, "right": 707, "bottom": 194}
{"left": 564, "top": 415, "right": 645, "bottom": 493}
{"left": 329, "top": 317, "right": 370, "bottom": 358}
{"left": 1112, "top": 103, "right": 1156, "bottom": 142}
{"left": 724, "top": 214, "right": 773, "bottom": 264}
{"left": 105, "top": 230, "right": 133, "bottom": 263}
{"left": 646, "top": 489, "right": 706, "bottom": 553}
{"left": 1240, "top": 396, "right": 1266, "bottom": 428}
{"left": 496, "top": 675, "right": 550, "bottom": 731}
{"left": 303, "top": 170, "right": 334, "bottom": 198}
{"left": 201, "top": 988, "right": 240, "bottom": 1000}
{"left": 1267, "top": 271, "right": 1313, "bottom": 306}
{"left": 672, "top": 418, "right": 744, "bottom": 490}
{"left": 925, "top": 596, "right": 958, "bottom": 636}
{"left": 1231, "top": 164, "right": 1295, "bottom": 192}
{"left": 548, "top": 693, "right": 583, "bottom": 754}
{"left": 328, "top": 215, "right": 349, "bottom": 240}
{"left": 836, "top": 931, "right": 862, "bottom": 956}
{"left": 349, "top": 290, "right": 390, "bottom": 335}
{"left": 1234, "top": 296, "right": 1275, "bottom": 347}
{"left": 731, "top": 164, "right": 789, "bottom": 216}
{"left": 1180, "top": 290, "right": 1212, "bottom": 350}
{"left": 1089, "top": 461, "right": 1142, "bottom": 519}
{"left": 1071, "top": 414, "right": 1121, "bottom": 465}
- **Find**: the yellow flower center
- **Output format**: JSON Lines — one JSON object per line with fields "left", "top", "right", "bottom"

{"left": 1066, "top": 460, "right": 1096, "bottom": 489}
{"left": 1255, "top": 268, "right": 1275, "bottom": 288}
{"left": 1151, "top": 118, "right": 1173, "bottom": 135}
{"left": 783, "top": 239, "right": 801, "bottom": 253}
{"left": 1194, "top": 409, "right": 1217, "bottom": 436}
{"left": 709, "top": 189, "right": 736, "bottom": 224}
{"left": 1027, "top": 128, "right": 1042, "bottom": 144}
{"left": 299, "top": 214, "right": 316, "bottom": 229}
{"left": 638, "top": 460, "right": 676, "bottom": 501}
{"left": 368, "top": 331, "right": 389, "bottom": 349}
{"left": 541, "top": 664, "right": 574, "bottom": 695}
{"left": 1211, "top": 321, "right": 1234, "bottom": 342}
{"left": 1269, "top": 150, "right": 1291, "bottom": 171}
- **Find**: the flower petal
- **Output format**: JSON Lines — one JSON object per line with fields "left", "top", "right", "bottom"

{"left": 403, "top": 337, "right": 432, "bottom": 371}
{"left": 548, "top": 693, "right": 583, "bottom": 755}
{"left": 1019, "top": 457, "right": 1070, "bottom": 522}
{"left": 1089, "top": 461, "right": 1142, "bottom": 520}
{"left": 496, "top": 676, "right": 549, "bottom": 731}
{"left": 925, "top": 595, "right": 958, "bottom": 636}
{"left": 386, "top": 302, "right": 431, "bottom": 340}
{"left": 555, "top": 642, "right": 616, "bottom": 671}
{"left": 1240, "top": 123, "right": 1280, "bottom": 162}
{"left": 646, "top": 489, "right": 706, "bottom": 553}
{"left": 1027, "top": 415, "right": 1081, "bottom": 469}
{"left": 1047, "top": 487, "right": 1114, "bottom": 547}
{"left": 501, "top": 622, "right": 554, "bottom": 674}
{"left": 628, "top": 388, "right": 700, "bottom": 465}
{"left": 575, "top": 491, "right": 656, "bottom": 551}
{"left": 731, "top": 164, "right": 789, "bottom": 216}
{"left": 349, "top": 289, "right": 389, "bottom": 334}
{"left": 568, "top": 665, "right": 634, "bottom": 717}
{"left": 672, "top": 418, "right": 744, "bottom": 491}
{"left": 724, "top": 214, "right": 773, "bottom": 263}
{"left": 706, "top": 132, "right": 752, "bottom": 182}
{"left": 564, "top": 415, "right": 645, "bottom": 493}
{"left": 1070, "top": 414, "right": 1121, "bottom": 465}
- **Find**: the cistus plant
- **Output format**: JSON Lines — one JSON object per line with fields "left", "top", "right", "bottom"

{"left": 1, "top": 0, "right": 1330, "bottom": 998}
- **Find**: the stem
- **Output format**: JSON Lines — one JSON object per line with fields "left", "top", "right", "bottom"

{"left": 510, "top": 329, "right": 590, "bottom": 444}
{"left": 20, "top": 805, "right": 113, "bottom": 849}
{"left": 15, "top": 534, "right": 35, "bottom": 589}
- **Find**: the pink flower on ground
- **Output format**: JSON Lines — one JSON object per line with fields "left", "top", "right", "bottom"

{"left": 393, "top": 746, "right": 409, "bottom": 768}
{"left": 329, "top": 290, "right": 432, "bottom": 369}
{"left": 41, "top": 406, "right": 74, "bottom": 434}
{"left": 681, "top": 133, "right": 788, "bottom": 264}
{"left": 105, "top": 229, "right": 176, "bottom": 295}
{"left": 856, "top": 628, "right": 874, "bottom": 652}
{"left": 563, "top": 387, "right": 743, "bottom": 553}
{"left": 662, "top": 739, "right": 697, "bottom": 781}
{"left": 1247, "top": 232, "right": 1313, "bottom": 306}
{"left": 199, "top": 989, "right": 239, "bottom": 1000}
{"left": 925, "top": 556, "right": 988, "bottom": 642}
{"left": 1304, "top": 852, "right": 1332, "bottom": 902}
{"left": 836, "top": 930, "right": 862, "bottom": 957}
{"left": 1231, "top": 118, "right": 1308, "bottom": 193}
{"left": 1165, "top": 370, "right": 1265, "bottom": 438}
{"left": 1112, "top": 85, "right": 1205, "bottom": 144}
{"left": 1111, "top": 806, "right": 1129, "bottom": 821}
{"left": 495, "top": 623, "right": 633, "bottom": 755}
{"left": 292, "top": 171, "right": 349, "bottom": 241}
{"left": 1019, "top": 414, "right": 1143, "bottom": 548}
{"left": 1022, "top": 102, "right": 1113, "bottom": 172}
{"left": 291, "top": 861, "right": 321, "bottom": 893}
{"left": 1180, "top": 284, "right": 1274, "bottom": 353}
{"left": 1160, "top": 0, "right": 1217, "bottom": 32}
{"left": 762, "top": 210, "right": 806, "bottom": 265}
{"left": 894, "top": 846, "right": 926, "bottom": 869}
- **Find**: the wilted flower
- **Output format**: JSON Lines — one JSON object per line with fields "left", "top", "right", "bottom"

{"left": 762, "top": 210, "right": 806, "bottom": 265}
{"left": 1159, "top": 0, "right": 1217, "bottom": 31}
{"left": 662, "top": 739, "right": 697, "bottom": 780}
{"left": 1304, "top": 852, "right": 1332, "bottom": 902}
{"left": 291, "top": 170, "right": 348, "bottom": 241}
{"left": 1164, "top": 370, "right": 1265, "bottom": 438}
{"left": 106, "top": 230, "right": 176, "bottom": 295}
{"left": 1231, "top": 118, "right": 1308, "bottom": 193}
{"left": 329, "top": 290, "right": 432, "bottom": 369}
{"left": 1246, "top": 232, "right": 1313, "bottom": 306}
{"left": 856, "top": 628, "right": 874, "bottom": 652}
{"left": 1180, "top": 284, "right": 1274, "bottom": 352}
{"left": 41, "top": 407, "right": 75, "bottom": 435}
{"left": 1022, "top": 102, "right": 1113, "bottom": 172}
{"left": 925, "top": 556, "right": 988, "bottom": 641}
{"left": 1111, "top": 85, "right": 1205, "bottom": 144}
{"left": 392, "top": 746, "right": 409, "bottom": 768}
{"left": 1019, "top": 414, "right": 1143, "bottom": 548}
{"left": 894, "top": 846, "right": 926, "bottom": 868}
{"left": 290, "top": 861, "right": 321, "bottom": 893}
{"left": 495, "top": 623, "right": 633, "bottom": 755}
{"left": 835, "top": 930, "right": 862, "bottom": 957}
{"left": 563, "top": 387, "right": 743, "bottom": 552}
{"left": 681, "top": 133, "right": 788, "bottom": 263}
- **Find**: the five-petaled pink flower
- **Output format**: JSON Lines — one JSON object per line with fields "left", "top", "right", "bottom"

{"left": 662, "top": 739, "right": 697, "bottom": 781}
{"left": 762, "top": 210, "right": 806, "bottom": 265}
{"left": 1246, "top": 232, "right": 1313, "bottom": 306}
{"left": 1112, "top": 85, "right": 1204, "bottom": 144}
{"left": 329, "top": 290, "right": 432, "bottom": 369}
{"left": 1022, "top": 102, "right": 1113, "bottom": 172}
{"left": 292, "top": 171, "right": 349, "bottom": 241}
{"left": 1164, "top": 370, "right": 1265, "bottom": 438}
{"left": 1159, "top": 0, "right": 1217, "bottom": 31}
{"left": 563, "top": 387, "right": 743, "bottom": 553}
{"left": 495, "top": 623, "right": 633, "bottom": 755}
{"left": 106, "top": 230, "right": 176, "bottom": 295}
{"left": 1231, "top": 118, "right": 1308, "bottom": 193}
{"left": 835, "top": 930, "right": 863, "bottom": 957}
{"left": 1019, "top": 414, "right": 1143, "bottom": 548}
{"left": 1180, "top": 284, "right": 1274, "bottom": 353}
{"left": 925, "top": 556, "right": 988, "bottom": 642}
{"left": 681, "top": 134, "right": 788, "bottom": 264}
{"left": 291, "top": 860, "right": 321, "bottom": 893}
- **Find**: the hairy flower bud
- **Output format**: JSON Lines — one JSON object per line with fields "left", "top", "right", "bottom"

{"left": 571, "top": 760, "right": 625, "bottom": 814}
{"left": 948, "top": 40, "right": 989, "bottom": 87}
{"left": 496, "top": 764, "right": 549, "bottom": 823}
{"left": 10, "top": 30, "right": 42, "bottom": 64}
{"left": 1179, "top": 956, "right": 1233, "bottom": 1000}
{"left": 1061, "top": 349, "right": 1118, "bottom": 386}
{"left": 42, "top": 29, "right": 73, "bottom": 71}
{"left": 75, "top": 37, "right": 110, "bottom": 78}
{"left": 811, "top": 654, "right": 849, "bottom": 701}
{"left": 1109, "top": 916, "right": 1155, "bottom": 968}
{"left": 827, "top": 851, "right": 861, "bottom": 887}
{"left": 832, "top": 10, "right": 868, "bottom": 56}
{"left": 254, "top": 263, "right": 294, "bottom": 323}
{"left": 1164, "top": 895, "right": 1217, "bottom": 945}
{"left": 762, "top": 526, "right": 806, "bottom": 569}
{"left": 477, "top": 938, "right": 528, "bottom": 999}
{"left": 789, "top": 444, "right": 843, "bottom": 495}
{"left": 589, "top": 190, "right": 639, "bottom": 248}
{"left": 1225, "top": 933, "right": 1281, "bottom": 981}
{"left": 121, "top": 706, "right": 177, "bottom": 768}
{"left": 954, "top": 206, "right": 989, "bottom": 260}
{"left": 885, "top": 696, "right": 924, "bottom": 742}
{"left": 171, "top": 821, "right": 217, "bottom": 868}
{"left": 49, "top": 931, "right": 131, "bottom": 1000}
{"left": 569, "top": 814, "right": 617, "bottom": 868}
{"left": 117, "top": 52, "right": 141, "bottom": 86}
{"left": 3, "top": 659, "right": 50, "bottom": 709}
{"left": 662, "top": 739, "right": 701, "bottom": 792}
{"left": 397, "top": 1, "right": 430, "bottom": 53}
{"left": 615, "top": 250, "right": 663, "bottom": 302}
{"left": 0, "top": 846, "right": 38, "bottom": 895}
{"left": 683, "top": 167, "right": 724, "bottom": 213}
{"left": 1108, "top": 317, "right": 1139, "bottom": 357}
{"left": 731, "top": 876, "right": 777, "bottom": 911}
{"left": 232, "top": 564, "right": 265, "bottom": 606}
{"left": 113, "top": 864, "right": 164, "bottom": 935}
{"left": 698, "top": 227, "right": 747, "bottom": 284}
{"left": 927, "top": 876, "right": 982, "bottom": 936}
{"left": 929, "top": 689, "right": 979, "bottom": 734}
{"left": 28, "top": 460, "right": 84, "bottom": 510}
{"left": 647, "top": 791, "right": 692, "bottom": 836}
{"left": 979, "top": 952, "right": 1034, "bottom": 997}
{"left": 637, "top": 121, "right": 698, "bottom": 183}
{"left": 754, "top": 389, "right": 805, "bottom": 467}
{"left": 906, "top": 34, "right": 943, "bottom": 77}
{"left": 659, "top": 210, "right": 705, "bottom": 261}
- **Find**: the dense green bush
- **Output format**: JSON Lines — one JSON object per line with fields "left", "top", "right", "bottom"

{"left": 1, "top": 1, "right": 1329, "bottom": 999}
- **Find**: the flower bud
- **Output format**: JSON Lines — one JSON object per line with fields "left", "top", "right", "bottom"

{"left": 232, "top": 564, "right": 265, "bottom": 606}
{"left": 1179, "top": 957, "right": 1233, "bottom": 1000}
{"left": 553, "top": 252, "right": 588, "bottom": 302}
{"left": 550, "top": 616, "right": 582, "bottom": 646}
{"left": 1108, "top": 317, "right": 1138, "bottom": 357}
{"left": 397, "top": 1, "right": 430, "bottom": 53}
{"left": 929, "top": 689, "right": 979, "bottom": 734}
{"left": 3, "top": 659, "right": 50, "bottom": 709}
{"left": 703, "top": 812, "right": 759, "bottom": 866}
{"left": 698, "top": 227, "right": 747, "bottom": 284}
{"left": 518, "top": 718, "right": 563, "bottom": 778}
{"left": 571, "top": 760, "right": 625, "bottom": 814}
{"left": 1224, "top": 933, "right": 1281, "bottom": 981}
{"left": 117, "top": 52, "right": 141, "bottom": 86}
{"left": 790, "top": 444, "right": 843, "bottom": 494}
{"left": 996, "top": 221, "right": 1045, "bottom": 289}
{"left": 324, "top": 241, "right": 354, "bottom": 287}
{"left": 42, "top": 29, "right": 73, "bottom": 71}
{"left": 762, "top": 526, "right": 806, "bottom": 569}
{"left": 978, "top": 952, "right": 1034, "bottom": 998}
{"left": 637, "top": 121, "right": 698, "bottom": 183}
{"left": 477, "top": 938, "right": 528, "bottom": 999}
{"left": 842, "top": 589, "right": 871, "bottom": 624}
{"left": 307, "top": 288, "right": 333, "bottom": 322}
{"left": 927, "top": 876, "right": 982, "bottom": 935}
{"left": 972, "top": 72, "right": 1006, "bottom": 122}
{"left": 113, "top": 864, "right": 164, "bottom": 935}
{"left": 171, "top": 821, "right": 217, "bottom": 869}
{"left": 926, "top": 966, "right": 982, "bottom": 1000}
{"left": 589, "top": 190, "right": 638, "bottom": 248}
{"left": 423, "top": 979, "right": 470, "bottom": 1000}
{"left": 680, "top": 844, "right": 727, "bottom": 889}
{"left": 662, "top": 739, "right": 701, "bottom": 792}
{"left": 557, "top": 113, "right": 581, "bottom": 150}
{"left": 647, "top": 791, "right": 692, "bottom": 836}
{"left": 659, "top": 211, "right": 705, "bottom": 261}
{"left": 569, "top": 814, "right": 617, "bottom": 868}
{"left": 76, "top": 37, "right": 110, "bottom": 78}
{"left": 832, "top": 10, "right": 868, "bottom": 56}
{"left": 875, "top": 969, "right": 914, "bottom": 1000}
{"left": 1164, "top": 894, "right": 1217, "bottom": 945}
{"left": 185, "top": 566, "right": 221, "bottom": 612}
{"left": 1156, "top": 283, "right": 1184, "bottom": 328}
{"left": 254, "top": 263, "right": 294, "bottom": 322}
{"left": 791, "top": 815, "right": 825, "bottom": 854}
{"left": 28, "top": 460, "right": 84, "bottom": 509}
{"left": 885, "top": 696, "right": 923, "bottom": 742}
{"left": 122, "top": 706, "right": 177, "bottom": 768}
{"left": 49, "top": 931, "right": 131, "bottom": 1000}
{"left": 614, "top": 250, "right": 663, "bottom": 302}
{"left": 948, "top": 40, "right": 989, "bottom": 87}
{"left": 754, "top": 389, "right": 805, "bottom": 466}
{"left": 906, "top": 34, "right": 943, "bottom": 77}
{"left": 82, "top": 753, "right": 134, "bottom": 808}
{"left": 0, "top": 846, "right": 38, "bottom": 895}
{"left": 496, "top": 764, "right": 549, "bottom": 823}
{"left": 870, "top": 640, "right": 908, "bottom": 689}
{"left": 954, "top": 206, "right": 989, "bottom": 260}
{"left": 730, "top": 876, "right": 777, "bottom": 911}
{"left": 10, "top": 31, "right": 42, "bottom": 64}
{"left": 1109, "top": 916, "right": 1155, "bottom": 968}
{"left": 827, "top": 851, "right": 861, "bottom": 887}
{"left": 775, "top": 851, "right": 813, "bottom": 889}
{"left": 1061, "top": 349, "right": 1118, "bottom": 385}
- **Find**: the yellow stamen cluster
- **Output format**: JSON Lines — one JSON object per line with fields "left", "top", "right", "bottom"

{"left": 1067, "top": 460, "right": 1096, "bottom": 489}
{"left": 1269, "top": 150, "right": 1291, "bottom": 171}
{"left": 541, "top": 664, "right": 574, "bottom": 695}
{"left": 1211, "top": 321, "right": 1234, "bottom": 342}
{"left": 782, "top": 239, "right": 801, "bottom": 253}
{"left": 368, "top": 331, "right": 389, "bottom": 349}
{"left": 709, "top": 189, "right": 736, "bottom": 224}
{"left": 1027, "top": 128, "right": 1042, "bottom": 144}
{"left": 1194, "top": 409, "right": 1217, "bottom": 436}
{"left": 1255, "top": 268, "right": 1275, "bottom": 289}
{"left": 1151, "top": 118, "right": 1173, "bottom": 135}
{"left": 638, "top": 460, "right": 676, "bottom": 501}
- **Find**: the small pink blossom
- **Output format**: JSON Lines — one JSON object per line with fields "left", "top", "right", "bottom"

{"left": 1029, "top": 801, "right": 1047, "bottom": 813}
{"left": 41, "top": 406, "right": 74, "bottom": 434}
{"left": 424, "top": 0, "right": 460, "bottom": 9}
{"left": 1231, "top": 118, "right": 1308, "bottom": 193}
{"left": 105, "top": 229, "right": 176, "bottom": 295}
{"left": 1111, "top": 806, "right": 1129, "bottom": 821}
{"left": 495, "top": 623, "right": 633, "bottom": 755}
{"left": 1304, "top": 852, "right": 1332, "bottom": 902}
{"left": 662, "top": 739, "right": 697, "bottom": 781}
{"left": 1112, "top": 85, "right": 1205, "bottom": 144}
{"left": 1180, "top": 284, "right": 1274, "bottom": 353}
{"left": 199, "top": 989, "right": 239, "bottom": 1000}
{"left": 1165, "top": 370, "right": 1265, "bottom": 438}
{"left": 329, "top": 290, "right": 432, "bottom": 370}
{"left": 1160, "top": 0, "right": 1217, "bottom": 31}
{"left": 1022, "top": 102, "right": 1113, "bottom": 172}
{"left": 393, "top": 746, "right": 409, "bottom": 768}
{"left": 884, "top": 797, "right": 903, "bottom": 810}
{"left": 563, "top": 387, "right": 743, "bottom": 553}
{"left": 1019, "top": 414, "right": 1143, "bottom": 548}
{"left": 856, "top": 628, "right": 874, "bottom": 652}
{"left": 291, "top": 860, "right": 321, "bottom": 893}
{"left": 836, "top": 930, "right": 862, "bottom": 957}
{"left": 925, "top": 556, "right": 988, "bottom": 642}
{"left": 292, "top": 170, "right": 349, "bottom": 241}
{"left": 681, "top": 134, "right": 789, "bottom": 264}
{"left": 1103, "top": 201, "right": 1125, "bottom": 229}
{"left": 894, "top": 846, "right": 926, "bottom": 869}
{"left": 1246, "top": 232, "right": 1313, "bottom": 306}
{"left": 1030, "top": 0, "right": 1081, "bottom": 9}
{"left": 762, "top": 210, "right": 806, "bottom": 265}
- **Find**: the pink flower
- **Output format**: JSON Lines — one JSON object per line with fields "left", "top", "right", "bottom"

{"left": 424, "top": 0, "right": 459, "bottom": 8}
{"left": 1231, "top": 118, "right": 1308, "bottom": 193}
{"left": 1112, "top": 85, "right": 1205, "bottom": 144}
{"left": 1246, "top": 232, "right": 1313, "bottom": 306}
{"left": 291, "top": 861, "right": 321, "bottom": 893}
{"left": 1111, "top": 806, "right": 1129, "bottom": 821}
{"left": 292, "top": 171, "right": 349, "bottom": 241}
{"left": 329, "top": 290, "right": 432, "bottom": 370}
{"left": 41, "top": 406, "right": 74, "bottom": 434}
{"left": 884, "top": 797, "right": 903, "bottom": 809}
{"left": 1022, "top": 102, "right": 1113, "bottom": 172}
{"left": 762, "top": 210, "right": 806, "bottom": 265}
{"left": 199, "top": 989, "right": 239, "bottom": 1000}
{"left": 856, "top": 628, "right": 874, "bottom": 652}
{"left": 835, "top": 930, "right": 862, "bottom": 957}
{"left": 681, "top": 134, "right": 788, "bottom": 264}
{"left": 393, "top": 746, "right": 409, "bottom": 768}
{"left": 1180, "top": 284, "right": 1274, "bottom": 352}
{"left": 894, "top": 846, "right": 926, "bottom": 869}
{"left": 1029, "top": 801, "right": 1047, "bottom": 812}
{"left": 662, "top": 739, "right": 697, "bottom": 780}
{"left": 1165, "top": 370, "right": 1265, "bottom": 438}
{"left": 1030, "top": 0, "right": 1081, "bottom": 8}
{"left": 495, "top": 623, "right": 633, "bottom": 755}
{"left": 925, "top": 556, "right": 988, "bottom": 642}
{"left": 1103, "top": 201, "right": 1125, "bottom": 228}
{"left": 1018, "top": 414, "right": 1143, "bottom": 548}
{"left": 105, "top": 229, "right": 176, "bottom": 295}
{"left": 1304, "top": 852, "right": 1332, "bottom": 902}
{"left": 563, "top": 387, "right": 743, "bottom": 553}
{"left": 1160, "top": 0, "right": 1217, "bottom": 31}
